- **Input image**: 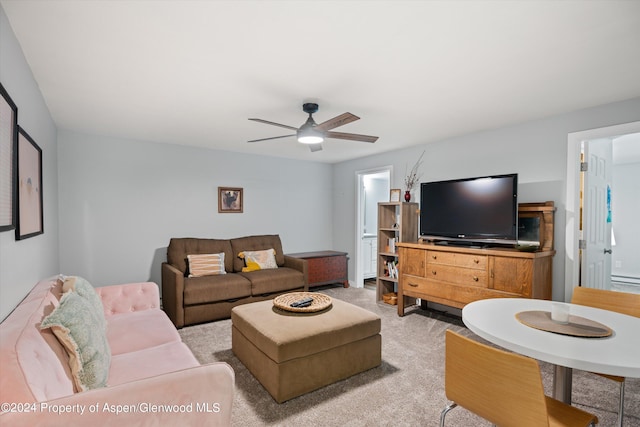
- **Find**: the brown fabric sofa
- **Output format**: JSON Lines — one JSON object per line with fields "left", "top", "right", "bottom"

{"left": 162, "top": 234, "right": 308, "bottom": 328}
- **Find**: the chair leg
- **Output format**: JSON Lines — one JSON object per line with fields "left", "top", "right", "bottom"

{"left": 439, "top": 402, "right": 457, "bottom": 427}
{"left": 616, "top": 379, "right": 625, "bottom": 427}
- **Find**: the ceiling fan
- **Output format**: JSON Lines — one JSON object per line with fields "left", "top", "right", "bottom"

{"left": 248, "top": 103, "right": 378, "bottom": 152}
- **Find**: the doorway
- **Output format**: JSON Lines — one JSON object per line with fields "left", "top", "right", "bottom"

{"left": 355, "top": 167, "right": 391, "bottom": 288}
{"left": 565, "top": 122, "right": 640, "bottom": 301}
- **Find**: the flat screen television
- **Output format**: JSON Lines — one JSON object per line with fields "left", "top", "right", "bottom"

{"left": 419, "top": 173, "right": 518, "bottom": 246}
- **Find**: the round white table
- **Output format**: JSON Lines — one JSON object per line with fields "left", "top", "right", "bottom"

{"left": 462, "top": 298, "right": 640, "bottom": 403}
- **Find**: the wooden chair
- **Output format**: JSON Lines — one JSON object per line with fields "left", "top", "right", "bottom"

{"left": 571, "top": 286, "right": 640, "bottom": 427}
{"left": 440, "top": 330, "right": 598, "bottom": 427}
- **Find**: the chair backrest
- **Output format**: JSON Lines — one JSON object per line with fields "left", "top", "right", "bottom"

{"left": 445, "top": 330, "right": 550, "bottom": 427}
{"left": 571, "top": 287, "right": 640, "bottom": 318}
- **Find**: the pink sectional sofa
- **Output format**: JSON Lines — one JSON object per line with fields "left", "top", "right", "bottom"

{"left": 0, "top": 277, "right": 235, "bottom": 426}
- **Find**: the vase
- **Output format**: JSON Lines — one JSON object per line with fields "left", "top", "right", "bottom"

{"left": 404, "top": 190, "right": 411, "bottom": 202}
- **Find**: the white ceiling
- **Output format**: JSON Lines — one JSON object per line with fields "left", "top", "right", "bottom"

{"left": 2, "top": 0, "right": 640, "bottom": 164}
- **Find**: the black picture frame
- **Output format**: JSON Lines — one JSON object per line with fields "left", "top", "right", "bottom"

{"left": 16, "top": 126, "right": 43, "bottom": 240}
{"left": 218, "top": 187, "right": 243, "bottom": 213}
{"left": 0, "top": 83, "right": 18, "bottom": 232}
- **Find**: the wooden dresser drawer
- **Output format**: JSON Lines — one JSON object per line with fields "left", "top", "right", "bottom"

{"left": 402, "top": 274, "right": 431, "bottom": 294}
{"left": 427, "top": 251, "right": 487, "bottom": 270}
{"left": 403, "top": 274, "right": 518, "bottom": 307}
{"left": 426, "top": 264, "right": 487, "bottom": 287}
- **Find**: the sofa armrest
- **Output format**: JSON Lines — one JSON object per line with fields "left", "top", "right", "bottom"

{"left": 0, "top": 363, "right": 235, "bottom": 426}
{"left": 96, "top": 282, "right": 160, "bottom": 317}
{"left": 284, "top": 255, "right": 309, "bottom": 291}
{"left": 162, "top": 262, "right": 185, "bottom": 328}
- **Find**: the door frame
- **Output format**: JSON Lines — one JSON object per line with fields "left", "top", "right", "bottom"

{"left": 355, "top": 166, "right": 392, "bottom": 288}
{"left": 565, "top": 121, "right": 640, "bottom": 302}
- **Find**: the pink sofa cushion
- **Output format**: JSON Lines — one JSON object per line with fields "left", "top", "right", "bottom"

{"left": 106, "top": 309, "right": 181, "bottom": 355}
{"left": 108, "top": 342, "right": 200, "bottom": 386}
{"left": 0, "top": 279, "right": 75, "bottom": 404}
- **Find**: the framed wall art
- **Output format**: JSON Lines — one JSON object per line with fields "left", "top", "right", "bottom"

{"left": 218, "top": 187, "right": 243, "bottom": 213}
{"left": 389, "top": 189, "right": 401, "bottom": 203}
{"left": 0, "top": 83, "right": 18, "bottom": 232}
{"left": 16, "top": 126, "right": 43, "bottom": 240}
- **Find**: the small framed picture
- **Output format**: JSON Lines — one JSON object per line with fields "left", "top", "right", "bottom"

{"left": 218, "top": 187, "right": 243, "bottom": 213}
{"left": 0, "top": 83, "right": 18, "bottom": 232}
{"left": 390, "top": 189, "right": 401, "bottom": 202}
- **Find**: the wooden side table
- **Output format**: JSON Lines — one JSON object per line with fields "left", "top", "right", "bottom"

{"left": 286, "top": 251, "right": 349, "bottom": 288}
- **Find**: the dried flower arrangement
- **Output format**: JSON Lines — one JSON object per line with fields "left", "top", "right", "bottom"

{"left": 404, "top": 150, "right": 425, "bottom": 192}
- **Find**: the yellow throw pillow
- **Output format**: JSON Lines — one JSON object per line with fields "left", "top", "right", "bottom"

{"left": 238, "top": 248, "right": 278, "bottom": 272}
{"left": 187, "top": 253, "right": 227, "bottom": 277}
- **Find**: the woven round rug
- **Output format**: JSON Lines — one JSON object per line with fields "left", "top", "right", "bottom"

{"left": 273, "top": 292, "right": 332, "bottom": 313}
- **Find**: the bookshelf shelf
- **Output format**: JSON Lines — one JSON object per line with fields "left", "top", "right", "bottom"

{"left": 376, "top": 202, "right": 418, "bottom": 303}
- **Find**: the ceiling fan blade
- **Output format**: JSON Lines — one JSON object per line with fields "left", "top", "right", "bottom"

{"left": 314, "top": 112, "right": 360, "bottom": 131}
{"left": 325, "top": 131, "right": 378, "bottom": 143}
{"left": 249, "top": 118, "right": 298, "bottom": 131}
{"left": 247, "top": 134, "right": 295, "bottom": 143}
{"left": 308, "top": 143, "right": 323, "bottom": 152}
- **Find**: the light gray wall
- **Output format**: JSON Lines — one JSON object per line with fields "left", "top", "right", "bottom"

{"left": 333, "top": 98, "right": 640, "bottom": 301}
{"left": 57, "top": 130, "right": 333, "bottom": 290}
{"left": 611, "top": 161, "right": 640, "bottom": 280}
{"left": 0, "top": 7, "right": 59, "bottom": 321}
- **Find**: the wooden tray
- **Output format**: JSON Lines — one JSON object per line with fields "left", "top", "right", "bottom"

{"left": 516, "top": 310, "right": 612, "bottom": 338}
{"left": 273, "top": 292, "right": 332, "bottom": 313}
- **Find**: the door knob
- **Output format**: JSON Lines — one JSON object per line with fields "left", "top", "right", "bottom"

{"left": 604, "top": 249, "right": 612, "bottom": 254}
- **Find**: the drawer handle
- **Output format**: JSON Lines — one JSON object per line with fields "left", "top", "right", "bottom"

{"left": 408, "top": 282, "right": 418, "bottom": 287}
{"left": 474, "top": 259, "right": 480, "bottom": 264}
{"left": 431, "top": 270, "right": 437, "bottom": 276}
{"left": 432, "top": 255, "right": 437, "bottom": 260}
{"left": 473, "top": 276, "right": 479, "bottom": 282}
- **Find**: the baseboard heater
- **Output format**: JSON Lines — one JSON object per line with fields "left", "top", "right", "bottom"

{"left": 611, "top": 275, "right": 640, "bottom": 285}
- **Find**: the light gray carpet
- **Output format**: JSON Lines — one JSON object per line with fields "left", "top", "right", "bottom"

{"left": 179, "top": 287, "right": 640, "bottom": 426}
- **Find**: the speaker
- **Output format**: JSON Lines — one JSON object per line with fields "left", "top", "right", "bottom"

{"left": 518, "top": 217, "right": 540, "bottom": 246}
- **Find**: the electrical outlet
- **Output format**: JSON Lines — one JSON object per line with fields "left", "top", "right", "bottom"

{"left": 615, "top": 261, "right": 622, "bottom": 268}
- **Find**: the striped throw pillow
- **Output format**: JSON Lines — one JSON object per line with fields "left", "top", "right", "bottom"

{"left": 187, "top": 253, "right": 227, "bottom": 277}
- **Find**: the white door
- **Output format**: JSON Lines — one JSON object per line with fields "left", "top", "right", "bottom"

{"left": 581, "top": 138, "right": 613, "bottom": 290}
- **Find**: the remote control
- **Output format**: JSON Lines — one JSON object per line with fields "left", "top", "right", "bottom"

{"left": 296, "top": 300, "right": 312, "bottom": 308}
{"left": 290, "top": 297, "right": 314, "bottom": 307}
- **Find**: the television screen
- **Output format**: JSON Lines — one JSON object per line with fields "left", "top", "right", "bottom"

{"left": 419, "top": 174, "right": 518, "bottom": 245}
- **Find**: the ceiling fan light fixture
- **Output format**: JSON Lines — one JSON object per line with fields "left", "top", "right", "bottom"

{"left": 249, "top": 102, "right": 377, "bottom": 150}
{"left": 297, "top": 117, "right": 324, "bottom": 144}
{"left": 297, "top": 133, "right": 324, "bottom": 144}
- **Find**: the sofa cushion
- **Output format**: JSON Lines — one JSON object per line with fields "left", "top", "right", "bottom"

{"left": 167, "top": 238, "right": 233, "bottom": 274}
{"left": 187, "top": 253, "right": 227, "bottom": 277}
{"left": 230, "top": 235, "right": 285, "bottom": 272}
{"left": 239, "top": 248, "right": 278, "bottom": 272}
{"left": 61, "top": 275, "right": 106, "bottom": 330}
{"left": 108, "top": 342, "right": 199, "bottom": 386}
{"left": 40, "top": 291, "right": 111, "bottom": 392}
{"left": 239, "top": 267, "right": 304, "bottom": 295}
{"left": 0, "top": 279, "right": 76, "bottom": 404}
{"left": 106, "top": 309, "right": 182, "bottom": 355}
{"left": 183, "top": 274, "right": 252, "bottom": 305}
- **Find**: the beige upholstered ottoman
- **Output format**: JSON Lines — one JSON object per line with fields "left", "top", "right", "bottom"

{"left": 231, "top": 297, "right": 381, "bottom": 403}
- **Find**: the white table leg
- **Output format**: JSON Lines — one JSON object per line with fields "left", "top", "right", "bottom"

{"left": 553, "top": 365, "right": 573, "bottom": 403}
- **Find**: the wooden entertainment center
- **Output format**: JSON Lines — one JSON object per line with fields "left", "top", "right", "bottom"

{"left": 396, "top": 202, "right": 556, "bottom": 316}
